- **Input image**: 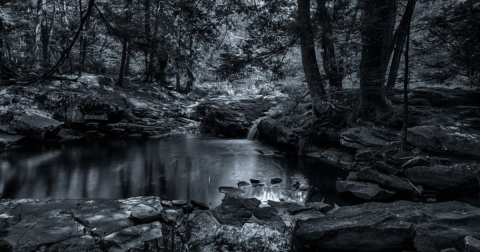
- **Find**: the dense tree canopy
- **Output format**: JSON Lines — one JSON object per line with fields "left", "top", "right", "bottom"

{"left": 0, "top": 0, "right": 478, "bottom": 120}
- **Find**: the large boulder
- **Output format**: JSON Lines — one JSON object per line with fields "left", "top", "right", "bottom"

{"left": 405, "top": 164, "right": 479, "bottom": 192}
{"left": 199, "top": 98, "right": 275, "bottom": 138}
{"left": 292, "top": 201, "right": 480, "bottom": 252}
{"left": 257, "top": 118, "right": 298, "bottom": 146}
{"left": 336, "top": 180, "right": 396, "bottom": 200}
{"left": 408, "top": 125, "right": 480, "bottom": 159}
{"left": 10, "top": 113, "right": 62, "bottom": 139}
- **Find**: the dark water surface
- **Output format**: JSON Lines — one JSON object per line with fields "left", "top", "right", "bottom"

{"left": 1, "top": 138, "right": 349, "bottom": 207}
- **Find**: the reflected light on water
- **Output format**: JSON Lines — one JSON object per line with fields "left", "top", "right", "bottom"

{"left": 1, "top": 138, "right": 347, "bottom": 207}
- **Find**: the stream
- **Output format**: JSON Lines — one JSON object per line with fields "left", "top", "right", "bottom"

{"left": 0, "top": 137, "right": 350, "bottom": 207}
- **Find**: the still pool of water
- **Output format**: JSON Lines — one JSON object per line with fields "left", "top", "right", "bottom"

{"left": 0, "top": 138, "right": 349, "bottom": 207}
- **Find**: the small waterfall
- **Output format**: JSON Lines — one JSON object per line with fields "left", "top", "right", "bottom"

{"left": 247, "top": 122, "right": 258, "bottom": 140}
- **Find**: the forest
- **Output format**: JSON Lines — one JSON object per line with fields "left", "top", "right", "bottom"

{"left": 1, "top": 0, "right": 480, "bottom": 251}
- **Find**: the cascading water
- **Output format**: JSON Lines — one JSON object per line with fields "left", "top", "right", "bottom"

{"left": 247, "top": 122, "right": 258, "bottom": 140}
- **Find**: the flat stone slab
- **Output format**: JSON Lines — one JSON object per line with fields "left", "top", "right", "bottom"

{"left": 0, "top": 196, "right": 163, "bottom": 252}
{"left": 99, "top": 221, "right": 162, "bottom": 252}
{"left": 0, "top": 133, "right": 24, "bottom": 147}
{"left": 293, "top": 200, "right": 480, "bottom": 252}
{"left": 3, "top": 215, "right": 76, "bottom": 251}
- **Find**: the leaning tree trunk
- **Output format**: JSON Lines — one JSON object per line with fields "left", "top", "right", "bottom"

{"left": 357, "top": 0, "right": 391, "bottom": 120}
{"left": 317, "top": 0, "right": 343, "bottom": 89}
{"left": 297, "top": 0, "right": 326, "bottom": 112}
{"left": 386, "top": 0, "right": 417, "bottom": 95}
{"left": 401, "top": 15, "right": 411, "bottom": 150}
{"left": 380, "top": 0, "right": 398, "bottom": 81}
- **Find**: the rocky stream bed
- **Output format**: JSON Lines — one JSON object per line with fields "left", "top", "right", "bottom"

{"left": 2, "top": 81, "right": 480, "bottom": 251}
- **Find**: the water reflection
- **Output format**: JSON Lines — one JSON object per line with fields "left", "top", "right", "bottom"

{"left": 0, "top": 138, "right": 348, "bottom": 206}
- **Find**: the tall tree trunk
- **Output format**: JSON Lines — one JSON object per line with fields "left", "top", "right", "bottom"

{"left": 380, "top": 0, "right": 397, "bottom": 80}
{"left": 41, "top": 0, "right": 53, "bottom": 68}
{"left": 401, "top": 15, "right": 411, "bottom": 150}
{"left": 118, "top": 0, "right": 132, "bottom": 87}
{"left": 144, "top": 0, "right": 152, "bottom": 82}
{"left": 357, "top": 0, "right": 391, "bottom": 120}
{"left": 175, "top": 56, "right": 181, "bottom": 92}
{"left": 118, "top": 40, "right": 128, "bottom": 87}
{"left": 386, "top": 0, "right": 417, "bottom": 95}
{"left": 317, "top": 0, "right": 343, "bottom": 89}
{"left": 185, "top": 37, "right": 195, "bottom": 93}
{"left": 175, "top": 21, "right": 181, "bottom": 92}
{"left": 33, "top": 0, "right": 46, "bottom": 67}
{"left": 0, "top": 2, "right": 4, "bottom": 66}
{"left": 47, "top": 3, "right": 56, "bottom": 66}
{"left": 125, "top": 53, "right": 130, "bottom": 76}
{"left": 297, "top": 0, "right": 326, "bottom": 112}
{"left": 78, "top": 0, "right": 89, "bottom": 78}
{"left": 157, "top": 46, "right": 168, "bottom": 85}
{"left": 0, "top": 0, "right": 3, "bottom": 84}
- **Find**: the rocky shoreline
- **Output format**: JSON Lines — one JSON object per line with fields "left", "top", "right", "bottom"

{"left": 2, "top": 83, "right": 480, "bottom": 251}
{"left": 3, "top": 193, "right": 480, "bottom": 251}
{"left": 203, "top": 87, "right": 480, "bottom": 200}
{"left": 0, "top": 81, "right": 277, "bottom": 148}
